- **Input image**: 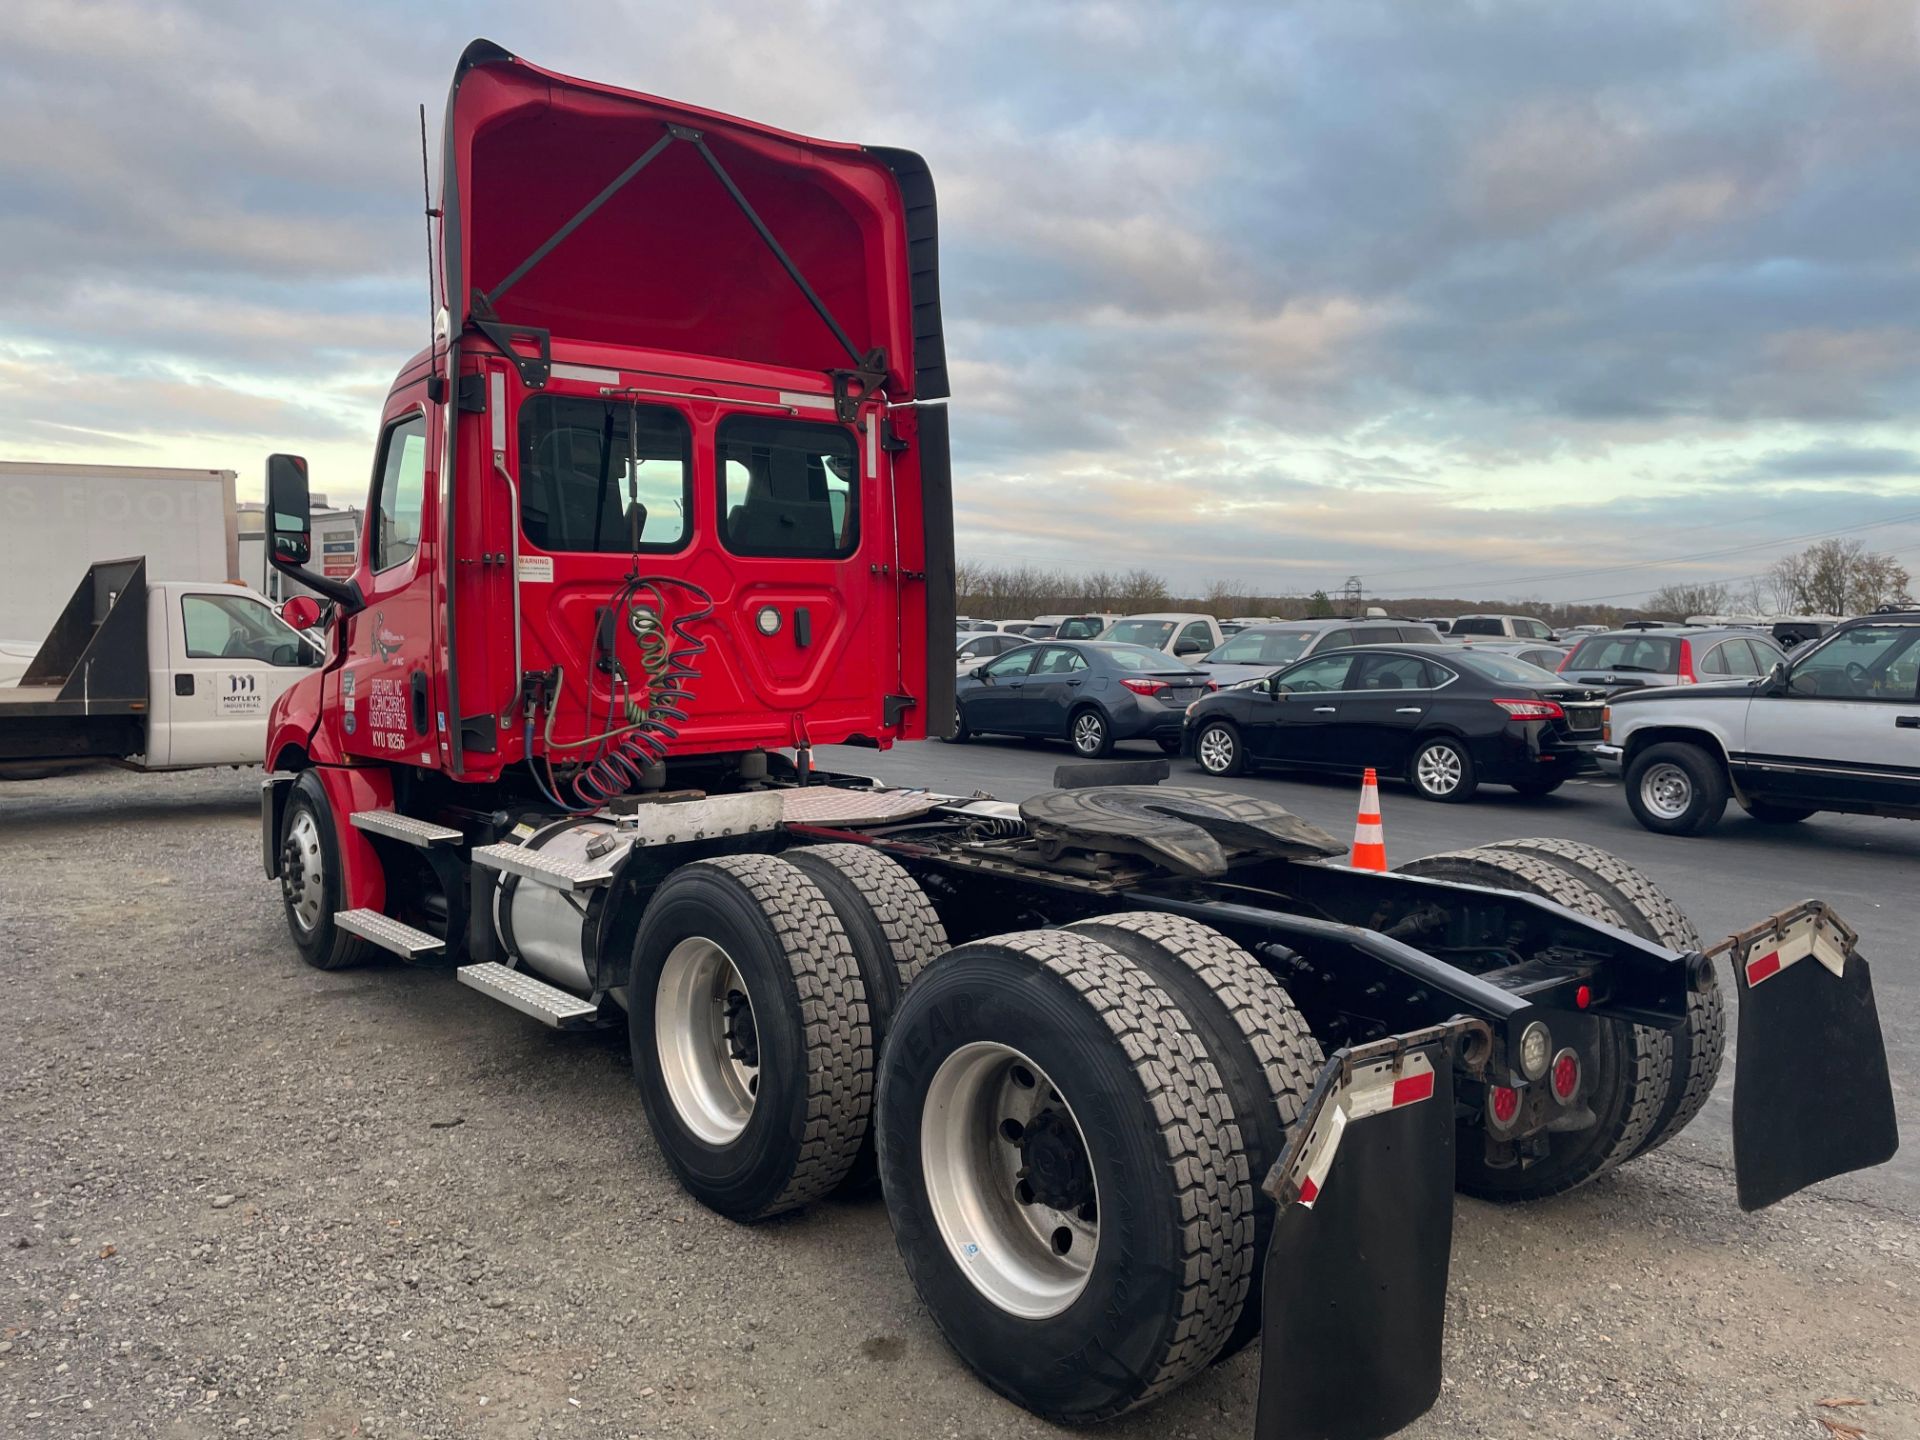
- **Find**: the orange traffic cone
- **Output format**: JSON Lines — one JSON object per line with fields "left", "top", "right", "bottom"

{"left": 1350, "top": 768, "right": 1387, "bottom": 871}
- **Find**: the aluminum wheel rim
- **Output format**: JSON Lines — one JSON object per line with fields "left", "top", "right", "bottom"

{"left": 921, "top": 1042, "right": 1099, "bottom": 1319}
{"left": 1640, "top": 762, "right": 1693, "bottom": 821}
{"left": 1416, "top": 744, "right": 1463, "bottom": 794}
{"left": 654, "top": 937, "right": 759, "bottom": 1145}
{"left": 1198, "top": 724, "right": 1234, "bottom": 773}
{"left": 1072, "top": 713, "right": 1104, "bottom": 753}
{"left": 283, "top": 810, "right": 325, "bottom": 933}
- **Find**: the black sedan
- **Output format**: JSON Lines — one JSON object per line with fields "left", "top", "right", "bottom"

{"left": 1181, "top": 645, "right": 1606, "bottom": 801}
{"left": 950, "top": 641, "right": 1216, "bottom": 758}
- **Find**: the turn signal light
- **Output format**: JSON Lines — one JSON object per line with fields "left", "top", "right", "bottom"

{"left": 1493, "top": 698, "right": 1565, "bottom": 721}
{"left": 1121, "top": 678, "right": 1169, "bottom": 696}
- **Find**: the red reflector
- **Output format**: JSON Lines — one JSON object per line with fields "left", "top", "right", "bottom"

{"left": 1493, "top": 697, "right": 1564, "bottom": 721}
{"left": 1745, "top": 949, "right": 1782, "bottom": 986}
{"left": 1552, "top": 1051, "right": 1580, "bottom": 1101}
{"left": 1575, "top": 984, "right": 1592, "bottom": 1010}
{"left": 1297, "top": 1174, "right": 1319, "bottom": 1205}
{"left": 1121, "top": 678, "right": 1168, "bottom": 696}
{"left": 1391, "top": 1071, "right": 1436, "bottom": 1107}
{"left": 1490, "top": 1086, "right": 1519, "bottom": 1124}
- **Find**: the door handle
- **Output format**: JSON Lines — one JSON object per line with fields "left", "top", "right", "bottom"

{"left": 1067, "top": 679, "right": 1082, "bottom": 687}
{"left": 1898, "top": 715, "right": 1920, "bottom": 729}
{"left": 1313, "top": 706, "right": 1337, "bottom": 713}
{"left": 1395, "top": 706, "right": 1423, "bottom": 714}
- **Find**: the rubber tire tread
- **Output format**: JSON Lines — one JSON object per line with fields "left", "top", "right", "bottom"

{"left": 879, "top": 929, "right": 1246, "bottom": 1421}
{"left": 283, "top": 777, "right": 376, "bottom": 972}
{"left": 1394, "top": 847, "right": 1668, "bottom": 1197}
{"left": 1482, "top": 838, "right": 1725, "bottom": 1160}
{"left": 637, "top": 855, "right": 873, "bottom": 1219}
{"left": 786, "top": 844, "right": 948, "bottom": 1190}
{"left": 1066, "top": 911, "right": 1322, "bottom": 1361}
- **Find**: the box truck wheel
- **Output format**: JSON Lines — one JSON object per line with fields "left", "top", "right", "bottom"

{"left": 629, "top": 856, "right": 873, "bottom": 1221}
{"left": 278, "top": 772, "right": 375, "bottom": 972}
{"left": 876, "top": 930, "right": 1246, "bottom": 1423}
{"left": 1395, "top": 846, "right": 1670, "bottom": 1200}
{"left": 787, "top": 844, "right": 948, "bottom": 1191}
{"left": 1067, "top": 911, "right": 1322, "bottom": 1361}
{"left": 1481, "top": 838, "right": 1725, "bottom": 1161}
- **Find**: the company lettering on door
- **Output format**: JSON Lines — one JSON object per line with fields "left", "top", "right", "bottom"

{"left": 366, "top": 677, "right": 409, "bottom": 750}
{"left": 217, "top": 673, "right": 263, "bottom": 716}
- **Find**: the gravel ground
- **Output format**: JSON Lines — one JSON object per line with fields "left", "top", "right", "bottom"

{"left": 2, "top": 768, "right": 1916, "bottom": 1440}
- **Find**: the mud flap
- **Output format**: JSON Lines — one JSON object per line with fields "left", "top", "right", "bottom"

{"left": 1724, "top": 902, "right": 1899, "bottom": 1212}
{"left": 1254, "top": 1022, "right": 1486, "bottom": 1440}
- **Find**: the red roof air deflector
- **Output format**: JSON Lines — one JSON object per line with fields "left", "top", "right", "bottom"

{"left": 439, "top": 40, "right": 945, "bottom": 401}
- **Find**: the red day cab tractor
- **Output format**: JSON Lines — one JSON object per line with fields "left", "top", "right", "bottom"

{"left": 259, "top": 41, "right": 1900, "bottom": 1440}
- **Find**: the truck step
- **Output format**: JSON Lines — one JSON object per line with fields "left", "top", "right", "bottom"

{"left": 350, "top": 810, "right": 464, "bottom": 847}
{"left": 335, "top": 909, "right": 446, "bottom": 960}
{"left": 470, "top": 842, "right": 617, "bottom": 892}
{"left": 456, "top": 962, "right": 603, "bottom": 1029}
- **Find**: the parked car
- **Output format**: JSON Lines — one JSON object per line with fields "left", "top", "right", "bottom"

{"left": 1182, "top": 644, "right": 1605, "bottom": 801}
{"left": 1557, "top": 626, "right": 1786, "bottom": 692}
{"left": 1448, "top": 613, "right": 1560, "bottom": 641}
{"left": 1100, "top": 612, "right": 1225, "bottom": 659}
{"left": 951, "top": 640, "right": 1216, "bottom": 757}
{"left": 1053, "top": 613, "right": 1116, "bottom": 640}
{"left": 1597, "top": 610, "right": 1920, "bottom": 834}
{"left": 954, "top": 631, "right": 1029, "bottom": 670}
{"left": 1199, "top": 618, "right": 1446, "bottom": 685}
{"left": 1417, "top": 617, "right": 1455, "bottom": 634}
{"left": 1452, "top": 638, "right": 1572, "bottom": 672}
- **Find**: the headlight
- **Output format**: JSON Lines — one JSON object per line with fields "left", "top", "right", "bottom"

{"left": 1519, "top": 1021, "right": 1552, "bottom": 1080}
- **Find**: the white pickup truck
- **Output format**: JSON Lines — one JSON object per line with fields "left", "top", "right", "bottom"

{"left": 0, "top": 556, "right": 323, "bottom": 779}
{"left": 1597, "top": 608, "right": 1920, "bottom": 834}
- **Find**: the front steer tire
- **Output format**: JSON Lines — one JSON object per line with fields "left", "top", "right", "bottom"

{"left": 1625, "top": 741, "right": 1728, "bottom": 835}
{"left": 877, "top": 930, "right": 1247, "bottom": 1423}
{"left": 1395, "top": 846, "right": 1670, "bottom": 1200}
{"left": 279, "top": 772, "right": 376, "bottom": 972}
{"left": 630, "top": 856, "right": 873, "bottom": 1222}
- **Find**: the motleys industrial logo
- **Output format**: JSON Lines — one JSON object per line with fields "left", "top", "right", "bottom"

{"left": 217, "top": 672, "right": 263, "bottom": 716}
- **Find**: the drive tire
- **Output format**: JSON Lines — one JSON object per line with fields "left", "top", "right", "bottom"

{"left": 1066, "top": 912, "right": 1321, "bottom": 1360}
{"left": 786, "top": 844, "right": 947, "bottom": 1190}
{"left": 1409, "top": 735, "right": 1478, "bottom": 802}
{"left": 1193, "top": 718, "right": 1245, "bottom": 777}
{"left": 1394, "top": 846, "right": 1669, "bottom": 1200}
{"left": 1742, "top": 799, "right": 1814, "bottom": 824}
{"left": 1483, "top": 837, "right": 1725, "bottom": 1161}
{"left": 1625, "top": 741, "right": 1728, "bottom": 835}
{"left": 279, "top": 771, "right": 376, "bottom": 972}
{"left": 1067, "top": 706, "right": 1113, "bottom": 758}
{"left": 878, "top": 930, "right": 1246, "bottom": 1423}
{"left": 630, "top": 855, "right": 873, "bottom": 1221}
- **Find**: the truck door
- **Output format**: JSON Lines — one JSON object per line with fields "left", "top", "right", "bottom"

{"left": 161, "top": 589, "right": 323, "bottom": 768}
{"left": 340, "top": 409, "right": 438, "bottom": 766}
{"left": 1743, "top": 623, "right": 1920, "bottom": 809}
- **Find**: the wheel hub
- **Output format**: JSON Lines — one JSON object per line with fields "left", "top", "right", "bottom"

{"left": 1018, "top": 1109, "right": 1094, "bottom": 1212}
{"left": 723, "top": 987, "right": 760, "bottom": 1068}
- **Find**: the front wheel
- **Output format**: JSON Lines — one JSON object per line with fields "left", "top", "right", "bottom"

{"left": 1193, "top": 719, "right": 1245, "bottom": 777}
{"left": 279, "top": 772, "right": 375, "bottom": 972}
{"left": 1068, "top": 707, "right": 1113, "bottom": 758}
{"left": 1743, "top": 798, "right": 1814, "bottom": 824}
{"left": 1625, "top": 742, "right": 1728, "bottom": 835}
{"left": 1409, "top": 735, "right": 1477, "bottom": 802}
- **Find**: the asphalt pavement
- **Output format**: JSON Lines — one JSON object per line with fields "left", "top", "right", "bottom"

{"left": 819, "top": 733, "right": 1920, "bottom": 1206}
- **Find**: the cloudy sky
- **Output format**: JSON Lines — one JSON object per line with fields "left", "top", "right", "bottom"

{"left": 3, "top": 0, "right": 1916, "bottom": 604}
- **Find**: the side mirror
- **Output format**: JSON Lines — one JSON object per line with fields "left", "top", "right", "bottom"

{"left": 1267, "top": 678, "right": 1288, "bottom": 695}
{"left": 263, "top": 455, "right": 363, "bottom": 613}
{"left": 281, "top": 595, "right": 322, "bottom": 632}
{"left": 266, "top": 454, "right": 312, "bottom": 566}
{"left": 1763, "top": 660, "right": 1790, "bottom": 695}
{"left": 972, "top": 665, "right": 991, "bottom": 680}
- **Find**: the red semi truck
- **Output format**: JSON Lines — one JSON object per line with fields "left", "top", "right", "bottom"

{"left": 259, "top": 42, "right": 1899, "bottom": 1440}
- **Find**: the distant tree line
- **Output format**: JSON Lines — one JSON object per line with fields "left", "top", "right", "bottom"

{"left": 956, "top": 538, "right": 1913, "bottom": 626}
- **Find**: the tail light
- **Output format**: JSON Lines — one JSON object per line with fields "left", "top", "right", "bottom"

{"left": 1493, "top": 698, "right": 1564, "bottom": 721}
{"left": 1550, "top": 1048, "right": 1582, "bottom": 1104}
{"left": 1205, "top": 680, "right": 1219, "bottom": 692}
{"left": 1121, "top": 678, "right": 1168, "bottom": 697}
{"left": 1555, "top": 649, "right": 1574, "bottom": 673}
{"left": 1488, "top": 1085, "right": 1521, "bottom": 1129}
{"left": 1677, "top": 639, "right": 1696, "bottom": 684}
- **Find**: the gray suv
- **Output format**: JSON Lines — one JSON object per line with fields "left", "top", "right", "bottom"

{"left": 1200, "top": 619, "right": 1446, "bottom": 685}
{"left": 1560, "top": 627, "right": 1787, "bottom": 693}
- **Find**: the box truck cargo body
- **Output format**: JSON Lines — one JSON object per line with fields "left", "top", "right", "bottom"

{"left": 0, "top": 462, "right": 239, "bottom": 644}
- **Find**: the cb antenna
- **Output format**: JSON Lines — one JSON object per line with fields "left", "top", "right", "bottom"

{"left": 418, "top": 103, "right": 442, "bottom": 392}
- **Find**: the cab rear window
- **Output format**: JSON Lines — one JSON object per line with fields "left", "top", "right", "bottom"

{"left": 518, "top": 397, "right": 691, "bottom": 553}
{"left": 718, "top": 416, "right": 858, "bottom": 559}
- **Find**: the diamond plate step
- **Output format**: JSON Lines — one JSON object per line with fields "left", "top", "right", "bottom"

{"left": 456, "top": 963, "right": 602, "bottom": 1029}
{"left": 470, "top": 842, "right": 617, "bottom": 892}
{"left": 335, "top": 909, "right": 445, "bottom": 960}
{"left": 350, "top": 810, "right": 463, "bottom": 846}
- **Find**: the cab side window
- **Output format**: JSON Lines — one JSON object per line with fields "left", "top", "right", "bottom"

{"left": 369, "top": 416, "right": 428, "bottom": 573}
